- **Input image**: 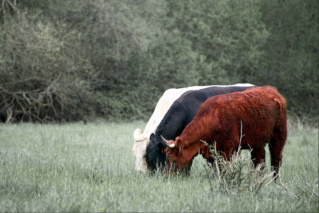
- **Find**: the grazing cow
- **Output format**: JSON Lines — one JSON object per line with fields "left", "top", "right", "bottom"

{"left": 132, "top": 85, "right": 213, "bottom": 172}
{"left": 146, "top": 83, "right": 255, "bottom": 172}
{"left": 162, "top": 86, "right": 287, "bottom": 179}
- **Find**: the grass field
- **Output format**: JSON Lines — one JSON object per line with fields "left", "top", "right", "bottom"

{"left": 0, "top": 121, "right": 318, "bottom": 212}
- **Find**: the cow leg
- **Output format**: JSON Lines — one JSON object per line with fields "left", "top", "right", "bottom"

{"left": 269, "top": 134, "right": 286, "bottom": 179}
{"left": 207, "top": 145, "right": 234, "bottom": 176}
{"left": 269, "top": 142, "right": 282, "bottom": 179}
{"left": 184, "top": 159, "right": 194, "bottom": 176}
{"left": 206, "top": 158, "right": 214, "bottom": 168}
{"left": 250, "top": 147, "right": 265, "bottom": 171}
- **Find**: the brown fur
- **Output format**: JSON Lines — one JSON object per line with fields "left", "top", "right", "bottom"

{"left": 164, "top": 86, "right": 287, "bottom": 178}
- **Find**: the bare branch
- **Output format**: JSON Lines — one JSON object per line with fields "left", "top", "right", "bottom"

{"left": 237, "top": 120, "right": 245, "bottom": 157}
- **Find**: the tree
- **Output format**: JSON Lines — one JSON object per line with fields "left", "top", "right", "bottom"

{"left": 0, "top": 11, "right": 96, "bottom": 122}
{"left": 0, "top": 0, "right": 317, "bottom": 122}
{"left": 164, "top": 0, "right": 270, "bottom": 84}
{"left": 260, "top": 0, "right": 319, "bottom": 118}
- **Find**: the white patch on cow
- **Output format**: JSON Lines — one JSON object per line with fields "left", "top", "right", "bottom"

{"left": 132, "top": 83, "right": 255, "bottom": 172}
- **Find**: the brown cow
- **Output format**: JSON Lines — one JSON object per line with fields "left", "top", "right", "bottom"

{"left": 162, "top": 86, "right": 287, "bottom": 178}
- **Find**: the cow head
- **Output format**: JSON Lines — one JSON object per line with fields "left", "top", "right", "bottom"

{"left": 145, "top": 133, "right": 167, "bottom": 172}
{"left": 132, "top": 128, "right": 148, "bottom": 172}
{"left": 161, "top": 136, "right": 190, "bottom": 172}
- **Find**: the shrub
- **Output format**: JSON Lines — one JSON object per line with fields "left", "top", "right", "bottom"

{"left": 0, "top": 12, "right": 98, "bottom": 123}
{"left": 202, "top": 141, "right": 276, "bottom": 195}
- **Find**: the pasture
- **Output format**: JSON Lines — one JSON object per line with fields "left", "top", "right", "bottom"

{"left": 0, "top": 121, "right": 318, "bottom": 212}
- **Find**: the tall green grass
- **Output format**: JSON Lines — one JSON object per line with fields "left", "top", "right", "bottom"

{"left": 0, "top": 121, "right": 318, "bottom": 212}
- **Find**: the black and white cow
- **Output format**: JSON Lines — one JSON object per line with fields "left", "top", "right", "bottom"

{"left": 132, "top": 85, "right": 213, "bottom": 172}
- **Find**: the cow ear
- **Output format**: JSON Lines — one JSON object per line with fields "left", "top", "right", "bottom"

{"left": 176, "top": 138, "right": 183, "bottom": 154}
{"left": 176, "top": 137, "right": 183, "bottom": 146}
{"left": 149, "top": 133, "right": 155, "bottom": 141}
{"left": 133, "top": 128, "right": 141, "bottom": 139}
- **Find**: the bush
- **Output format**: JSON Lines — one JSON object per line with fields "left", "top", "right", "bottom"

{"left": 0, "top": 12, "right": 98, "bottom": 122}
{"left": 202, "top": 141, "right": 276, "bottom": 195}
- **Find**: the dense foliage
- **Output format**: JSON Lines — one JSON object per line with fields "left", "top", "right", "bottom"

{"left": 0, "top": 0, "right": 318, "bottom": 123}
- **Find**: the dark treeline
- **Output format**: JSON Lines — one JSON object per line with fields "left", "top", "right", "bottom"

{"left": 0, "top": 0, "right": 318, "bottom": 123}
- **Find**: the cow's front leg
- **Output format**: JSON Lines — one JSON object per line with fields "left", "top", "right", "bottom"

{"left": 250, "top": 147, "right": 265, "bottom": 171}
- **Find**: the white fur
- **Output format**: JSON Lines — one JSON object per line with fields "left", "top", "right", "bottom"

{"left": 132, "top": 83, "right": 255, "bottom": 172}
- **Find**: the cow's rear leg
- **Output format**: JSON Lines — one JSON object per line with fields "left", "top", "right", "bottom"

{"left": 269, "top": 132, "right": 286, "bottom": 179}
{"left": 250, "top": 147, "right": 265, "bottom": 171}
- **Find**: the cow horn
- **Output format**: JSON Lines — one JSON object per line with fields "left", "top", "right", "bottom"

{"left": 161, "top": 135, "right": 175, "bottom": 148}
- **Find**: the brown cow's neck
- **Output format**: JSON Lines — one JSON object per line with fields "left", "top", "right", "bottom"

{"left": 179, "top": 114, "right": 217, "bottom": 163}
{"left": 181, "top": 108, "right": 217, "bottom": 146}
